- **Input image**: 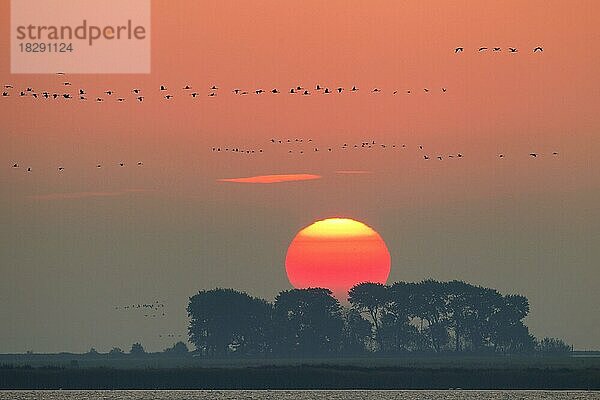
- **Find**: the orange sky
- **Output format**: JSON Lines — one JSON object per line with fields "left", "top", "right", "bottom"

{"left": 1, "top": 0, "right": 599, "bottom": 352}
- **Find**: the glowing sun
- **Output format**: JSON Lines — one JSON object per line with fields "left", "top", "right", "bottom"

{"left": 285, "top": 218, "right": 391, "bottom": 300}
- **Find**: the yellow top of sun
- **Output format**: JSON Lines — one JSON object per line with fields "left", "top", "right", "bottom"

{"left": 298, "top": 218, "right": 378, "bottom": 239}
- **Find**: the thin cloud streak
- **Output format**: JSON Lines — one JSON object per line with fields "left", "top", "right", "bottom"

{"left": 335, "top": 170, "right": 373, "bottom": 174}
{"left": 217, "top": 174, "right": 322, "bottom": 184}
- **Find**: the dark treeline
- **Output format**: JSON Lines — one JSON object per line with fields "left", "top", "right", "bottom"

{"left": 187, "top": 280, "right": 571, "bottom": 358}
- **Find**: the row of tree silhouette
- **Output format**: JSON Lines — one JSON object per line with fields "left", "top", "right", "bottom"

{"left": 187, "top": 280, "right": 571, "bottom": 357}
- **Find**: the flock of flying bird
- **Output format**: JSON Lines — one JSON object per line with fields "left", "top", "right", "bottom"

{"left": 7, "top": 45, "right": 552, "bottom": 170}
{"left": 454, "top": 46, "right": 544, "bottom": 53}
{"left": 10, "top": 161, "right": 144, "bottom": 173}
{"left": 114, "top": 300, "right": 167, "bottom": 319}
{"left": 9, "top": 137, "right": 559, "bottom": 174}
{"left": 1, "top": 80, "right": 449, "bottom": 102}
{"left": 114, "top": 301, "right": 184, "bottom": 340}
{"left": 210, "top": 137, "right": 559, "bottom": 160}
{"left": 1, "top": 46, "right": 543, "bottom": 101}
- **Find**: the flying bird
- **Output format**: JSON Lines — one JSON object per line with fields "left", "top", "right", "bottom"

{"left": 455, "top": 47, "right": 464, "bottom": 53}
{"left": 160, "top": 85, "right": 167, "bottom": 91}
{"left": 529, "top": 153, "right": 537, "bottom": 157}
{"left": 478, "top": 47, "right": 488, "bottom": 52}
{"left": 533, "top": 46, "right": 543, "bottom": 52}
{"left": 493, "top": 47, "right": 501, "bottom": 52}
{"left": 509, "top": 47, "right": 518, "bottom": 53}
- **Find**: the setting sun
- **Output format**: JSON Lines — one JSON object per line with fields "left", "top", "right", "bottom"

{"left": 285, "top": 218, "right": 391, "bottom": 300}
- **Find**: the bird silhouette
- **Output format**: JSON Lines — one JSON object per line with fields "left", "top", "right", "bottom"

{"left": 211, "top": 85, "right": 218, "bottom": 90}
{"left": 478, "top": 47, "right": 488, "bottom": 52}
{"left": 133, "top": 89, "right": 141, "bottom": 94}
{"left": 271, "top": 88, "right": 279, "bottom": 94}
{"left": 455, "top": 47, "right": 464, "bottom": 53}
{"left": 183, "top": 85, "right": 191, "bottom": 90}
{"left": 493, "top": 47, "right": 501, "bottom": 52}
{"left": 160, "top": 85, "right": 167, "bottom": 91}
{"left": 351, "top": 86, "right": 358, "bottom": 92}
{"left": 12, "top": 163, "right": 18, "bottom": 168}
{"left": 533, "top": 46, "right": 543, "bottom": 52}
{"left": 105, "top": 91, "right": 114, "bottom": 95}
{"left": 137, "top": 96, "right": 144, "bottom": 102}
{"left": 337, "top": 87, "right": 343, "bottom": 93}
{"left": 529, "top": 153, "right": 537, "bottom": 157}
{"left": 509, "top": 47, "right": 518, "bottom": 53}
{"left": 165, "top": 95, "right": 173, "bottom": 99}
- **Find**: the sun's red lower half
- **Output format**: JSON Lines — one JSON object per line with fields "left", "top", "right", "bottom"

{"left": 285, "top": 218, "right": 391, "bottom": 301}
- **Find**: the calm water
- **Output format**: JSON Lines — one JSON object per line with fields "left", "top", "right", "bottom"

{"left": 0, "top": 391, "right": 598, "bottom": 400}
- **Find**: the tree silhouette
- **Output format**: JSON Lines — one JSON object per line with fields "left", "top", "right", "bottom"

{"left": 348, "top": 282, "right": 389, "bottom": 348}
{"left": 342, "top": 309, "right": 372, "bottom": 354}
{"left": 185, "top": 281, "right": 565, "bottom": 357}
{"left": 130, "top": 342, "right": 146, "bottom": 356}
{"left": 164, "top": 341, "right": 190, "bottom": 355}
{"left": 187, "top": 288, "right": 272, "bottom": 357}
{"left": 273, "top": 288, "right": 344, "bottom": 356}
